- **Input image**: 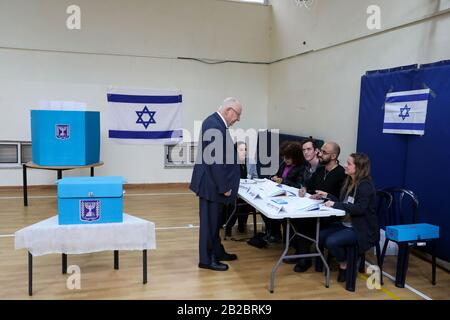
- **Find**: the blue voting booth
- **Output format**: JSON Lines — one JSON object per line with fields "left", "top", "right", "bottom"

{"left": 57, "top": 176, "right": 124, "bottom": 225}
{"left": 31, "top": 110, "right": 100, "bottom": 166}
{"left": 357, "top": 60, "right": 450, "bottom": 264}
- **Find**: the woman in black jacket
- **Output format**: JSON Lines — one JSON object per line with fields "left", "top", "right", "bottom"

{"left": 315, "top": 153, "right": 378, "bottom": 282}
{"left": 270, "top": 141, "right": 305, "bottom": 189}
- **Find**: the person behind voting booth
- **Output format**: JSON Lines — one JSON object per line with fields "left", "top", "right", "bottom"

{"left": 223, "top": 141, "right": 258, "bottom": 236}
{"left": 190, "top": 97, "right": 242, "bottom": 271}
{"left": 317, "top": 153, "right": 378, "bottom": 282}
{"left": 292, "top": 141, "right": 346, "bottom": 272}
{"left": 263, "top": 141, "right": 305, "bottom": 243}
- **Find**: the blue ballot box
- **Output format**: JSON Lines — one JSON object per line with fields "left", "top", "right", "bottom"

{"left": 31, "top": 110, "right": 100, "bottom": 166}
{"left": 386, "top": 223, "right": 439, "bottom": 242}
{"left": 57, "top": 176, "right": 124, "bottom": 225}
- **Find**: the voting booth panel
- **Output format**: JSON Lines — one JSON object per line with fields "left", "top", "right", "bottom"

{"left": 356, "top": 60, "right": 450, "bottom": 263}
{"left": 31, "top": 110, "right": 100, "bottom": 166}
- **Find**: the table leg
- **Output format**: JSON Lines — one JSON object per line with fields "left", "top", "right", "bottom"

{"left": 23, "top": 164, "right": 28, "bottom": 206}
{"left": 270, "top": 219, "right": 291, "bottom": 293}
{"left": 143, "top": 250, "right": 147, "bottom": 284}
{"left": 90, "top": 167, "right": 95, "bottom": 177}
{"left": 395, "top": 243, "right": 410, "bottom": 288}
{"left": 432, "top": 239, "right": 437, "bottom": 285}
{"left": 114, "top": 250, "right": 119, "bottom": 270}
{"left": 28, "top": 252, "right": 33, "bottom": 296}
{"left": 253, "top": 211, "right": 257, "bottom": 237}
{"left": 62, "top": 254, "right": 67, "bottom": 274}
{"left": 223, "top": 200, "right": 237, "bottom": 240}
{"left": 314, "top": 217, "right": 330, "bottom": 288}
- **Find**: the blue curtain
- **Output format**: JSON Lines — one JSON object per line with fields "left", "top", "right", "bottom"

{"left": 357, "top": 60, "right": 450, "bottom": 262}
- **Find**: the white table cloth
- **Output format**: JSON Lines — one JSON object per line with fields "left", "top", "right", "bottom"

{"left": 15, "top": 213, "right": 156, "bottom": 256}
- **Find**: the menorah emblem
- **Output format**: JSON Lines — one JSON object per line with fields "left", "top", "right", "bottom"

{"left": 56, "top": 124, "right": 70, "bottom": 140}
{"left": 80, "top": 200, "right": 100, "bottom": 221}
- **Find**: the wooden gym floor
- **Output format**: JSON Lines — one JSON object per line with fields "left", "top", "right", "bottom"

{"left": 0, "top": 185, "right": 449, "bottom": 300}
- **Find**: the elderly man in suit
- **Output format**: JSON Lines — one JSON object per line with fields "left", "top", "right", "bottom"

{"left": 190, "top": 97, "right": 242, "bottom": 271}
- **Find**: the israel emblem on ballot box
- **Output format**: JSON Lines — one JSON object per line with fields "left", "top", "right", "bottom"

{"left": 55, "top": 124, "right": 70, "bottom": 140}
{"left": 80, "top": 200, "right": 101, "bottom": 222}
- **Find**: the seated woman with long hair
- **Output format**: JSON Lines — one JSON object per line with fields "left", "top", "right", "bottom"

{"left": 263, "top": 141, "right": 305, "bottom": 242}
{"left": 314, "top": 153, "right": 379, "bottom": 282}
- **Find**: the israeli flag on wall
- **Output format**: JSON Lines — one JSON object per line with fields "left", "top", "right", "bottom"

{"left": 107, "top": 88, "right": 183, "bottom": 144}
{"left": 383, "top": 89, "right": 430, "bottom": 135}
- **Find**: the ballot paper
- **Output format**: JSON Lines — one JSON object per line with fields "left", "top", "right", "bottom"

{"left": 266, "top": 196, "right": 322, "bottom": 214}
{"left": 247, "top": 179, "right": 287, "bottom": 198}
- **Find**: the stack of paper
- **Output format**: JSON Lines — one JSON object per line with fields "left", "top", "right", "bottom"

{"left": 268, "top": 196, "right": 321, "bottom": 212}
{"left": 249, "top": 179, "right": 286, "bottom": 198}
{"left": 240, "top": 179, "right": 257, "bottom": 184}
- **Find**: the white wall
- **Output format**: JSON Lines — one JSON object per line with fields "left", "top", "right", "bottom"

{"left": 0, "top": 0, "right": 270, "bottom": 186}
{"left": 2, "top": 0, "right": 450, "bottom": 186}
{"left": 268, "top": 0, "right": 450, "bottom": 160}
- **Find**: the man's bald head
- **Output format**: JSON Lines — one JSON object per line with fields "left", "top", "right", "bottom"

{"left": 325, "top": 141, "right": 341, "bottom": 159}
{"left": 218, "top": 97, "right": 242, "bottom": 127}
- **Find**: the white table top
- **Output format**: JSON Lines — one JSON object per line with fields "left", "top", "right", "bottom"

{"left": 15, "top": 213, "right": 156, "bottom": 256}
{"left": 238, "top": 179, "right": 345, "bottom": 219}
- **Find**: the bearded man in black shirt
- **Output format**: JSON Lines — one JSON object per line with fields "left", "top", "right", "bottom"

{"left": 290, "top": 141, "right": 346, "bottom": 273}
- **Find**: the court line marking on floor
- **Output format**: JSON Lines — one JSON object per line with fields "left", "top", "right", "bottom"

{"left": 357, "top": 273, "right": 401, "bottom": 300}
{"left": 0, "top": 192, "right": 193, "bottom": 200}
{"left": 364, "top": 261, "right": 432, "bottom": 300}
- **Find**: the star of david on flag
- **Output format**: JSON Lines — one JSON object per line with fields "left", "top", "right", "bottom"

{"left": 136, "top": 106, "right": 156, "bottom": 129}
{"left": 107, "top": 88, "right": 183, "bottom": 144}
{"left": 383, "top": 89, "right": 430, "bottom": 135}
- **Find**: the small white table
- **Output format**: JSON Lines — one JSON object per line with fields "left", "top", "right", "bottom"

{"left": 238, "top": 180, "right": 345, "bottom": 292}
{"left": 15, "top": 213, "right": 156, "bottom": 296}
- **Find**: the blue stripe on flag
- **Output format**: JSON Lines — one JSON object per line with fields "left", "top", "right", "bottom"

{"left": 385, "top": 93, "right": 429, "bottom": 103}
{"left": 107, "top": 94, "right": 182, "bottom": 104}
{"left": 383, "top": 123, "right": 425, "bottom": 130}
{"left": 109, "top": 130, "right": 183, "bottom": 139}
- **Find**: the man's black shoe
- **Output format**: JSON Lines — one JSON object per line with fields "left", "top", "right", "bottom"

{"left": 198, "top": 261, "right": 229, "bottom": 271}
{"left": 293, "top": 260, "right": 312, "bottom": 273}
{"left": 217, "top": 252, "right": 238, "bottom": 261}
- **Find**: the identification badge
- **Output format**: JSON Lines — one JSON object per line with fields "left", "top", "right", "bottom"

{"left": 347, "top": 196, "right": 355, "bottom": 204}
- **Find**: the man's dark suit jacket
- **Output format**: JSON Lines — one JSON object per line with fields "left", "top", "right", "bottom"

{"left": 190, "top": 112, "right": 240, "bottom": 204}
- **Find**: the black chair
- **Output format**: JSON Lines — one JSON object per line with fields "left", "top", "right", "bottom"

{"left": 223, "top": 199, "right": 258, "bottom": 240}
{"left": 357, "top": 191, "right": 393, "bottom": 274}
{"left": 379, "top": 188, "right": 438, "bottom": 288}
